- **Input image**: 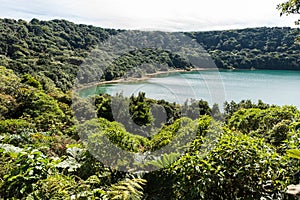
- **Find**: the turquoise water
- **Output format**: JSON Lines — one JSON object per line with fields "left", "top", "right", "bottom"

{"left": 78, "top": 70, "right": 300, "bottom": 108}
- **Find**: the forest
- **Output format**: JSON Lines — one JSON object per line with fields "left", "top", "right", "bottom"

{"left": 189, "top": 27, "right": 300, "bottom": 69}
{"left": 0, "top": 18, "right": 299, "bottom": 91}
{"left": 1, "top": 16, "right": 300, "bottom": 199}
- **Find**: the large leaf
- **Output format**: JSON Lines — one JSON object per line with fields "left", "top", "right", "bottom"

{"left": 287, "top": 149, "right": 300, "bottom": 160}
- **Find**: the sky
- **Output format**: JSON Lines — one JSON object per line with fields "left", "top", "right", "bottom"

{"left": 0, "top": 0, "right": 298, "bottom": 31}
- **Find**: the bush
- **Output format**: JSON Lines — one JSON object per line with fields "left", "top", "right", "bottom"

{"left": 0, "top": 119, "right": 34, "bottom": 134}
{"left": 228, "top": 106, "right": 299, "bottom": 147}
{"left": 0, "top": 148, "right": 52, "bottom": 199}
{"left": 170, "top": 132, "right": 291, "bottom": 199}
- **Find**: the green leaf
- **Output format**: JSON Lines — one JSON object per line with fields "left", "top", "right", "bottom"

{"left": 287, "top": 149, "right": 300, "bottom": 160}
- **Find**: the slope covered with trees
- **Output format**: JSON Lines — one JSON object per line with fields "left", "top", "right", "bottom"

{"left": 0, "top": 18, "right": 299, "bottom": 91}
{"left": 188, "top": 27, "right": 300, "bottom": 69}
{"left": 0, "top": 18, "right": 118, "bottom": 91}
{"left": 1, "top": 17, "right": 300, "bottom": 199}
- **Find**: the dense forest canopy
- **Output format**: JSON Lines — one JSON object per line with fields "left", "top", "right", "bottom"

{"left": 1, "top": 16, "right": 300, "bottom": 199}
{"left": 189, "top": 27, "right": 300, "bottom": 69}
{"left": 0, "top": 18, "right": 299, "bottom": 91}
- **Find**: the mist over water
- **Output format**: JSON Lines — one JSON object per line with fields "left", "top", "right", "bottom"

{"left": 79, "top": 70, "right": 300, "bottom": 108}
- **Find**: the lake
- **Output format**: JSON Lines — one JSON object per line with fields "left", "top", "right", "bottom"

{"left": 78, "top": 70, "right": 300, "bottom": 108}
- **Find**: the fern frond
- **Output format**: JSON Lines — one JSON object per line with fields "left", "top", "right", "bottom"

{"left": 104, "top": 178, "right": 147, "bottom": 200}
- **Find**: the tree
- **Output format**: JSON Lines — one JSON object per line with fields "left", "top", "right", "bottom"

{"left": 278, "top": 0, "right": 300, "bottom": 41}
{"left": 278, "top": 0, "right": 300, "bottom": 19}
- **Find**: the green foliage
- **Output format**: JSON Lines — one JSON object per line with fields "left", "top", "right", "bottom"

{"left": 285, "top": 148, "right": 300, "bottom": 184}
{"left": 79, "top": 116, "right": 211, "bottom": 172}
{"left": 21, "top": 74, "right": 42, "bottom": 90}
{"left": 23, "top": 92, "right": 67, "bottom": 131}
{"left": 0, "top": 18, "right": 114, "bottom": 90}
{"left": 2, "top": 92, "right": 300, "bottom": 199}
{"left": 211, "top": 103, "right": 224, "bottom": 121}
{"left": 129, "top": 92, "right": 153, "bottom": 127}
{"left": 149, "top": 116, "right": 212, "bottom": 153}
{"left": 150, "top": 117, "right": 193, "bottom": 151}
{"left": 188, "top": 27, "right": 300, "bottom": 69}
{"left": 228, "top": 106, "right": 299, "bottom": 147}
{"left": 0, "top": 18, "right": 299, "bottom": 91}
{"left": 278, "top": 0, "right": 300, "bottom": 17}
{"left": 94, "top": 93, "right": 181, "bottom": 137}
{"left": 72, "top": 93, "right": 97, "bottom": 123}
{"left": 29, "top": 174, "right": 78, "bottom": 199}
{"left": 148, "top": 153, "right": 180, "bottom": 169}
{"left": 0, "top": 148, "right": 53, "bottom": 199}
{"left": 55, "top": 147, "right": 85, "bottom": 173}
{"left": 182, "top": 99, "right": 212, "bottom": 120}
{"left": 278, "top": 0, "right": 300, "bottom": 41}
{"left": 224, "top": 99, "right": 270, "bottom": 122}
{"left": 0, "top": 119, "right": 34, "bottom": 134}
{"left": 1, "top": 17, "right": 300, "bottom": 199}
{"left": 28, "top": 173, "right": 106, "bottom": 199}
{"left": 170, "top": 132, "right": 291, "bottom": 199}
{"left": 88, "top": 118, "right": 149, "bottom": 152}
{"left": 0, "top": 66, "right": 73, "bottom": 133}
{"left": 104, "top": 178, "right": 146, "bottom": 200}
{"left": 287, "top": 149, "right": 300, "bottom": 160}
{"left": 103, "top": 48, "right": 192, "bottom": 81}
{"left": 95, "top": 93, "right": 113, "bottom": 121}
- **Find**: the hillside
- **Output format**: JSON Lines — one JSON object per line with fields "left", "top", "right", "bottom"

{"left": 189, "top": 27, "right": 300, "bottom": 69}
{"left": 1, "top": 18, "right": 300, "bottom": 199}
{"left": 0, "top": 18, "right": 299, "bottom": 91}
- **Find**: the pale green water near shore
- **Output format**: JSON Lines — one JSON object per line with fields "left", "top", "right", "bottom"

{"left": 79, "top": 70, "right": 300, "bottom": 108}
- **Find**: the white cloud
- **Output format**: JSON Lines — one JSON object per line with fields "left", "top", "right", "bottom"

{"left": 0, "top": 0, "right": 298, "bottom": 31}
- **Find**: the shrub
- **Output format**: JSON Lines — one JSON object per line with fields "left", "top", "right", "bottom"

{"left": 0, "top": 119, "right": 34, "bottom": 134}
{"left": 170, "top": 132, "right": 291, "bottom": 199}
{"left": 228, "top": 106, "right": 299, "bottom": 146}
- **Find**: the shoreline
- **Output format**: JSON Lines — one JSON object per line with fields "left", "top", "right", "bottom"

{"left": 74, "top": 67, "right": 214, "bottom": 90}
{"left": 74, "top": 67, "right": 276, "bottom": 91}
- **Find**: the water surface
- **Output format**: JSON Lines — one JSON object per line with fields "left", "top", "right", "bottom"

{"left": 79, "top": 70, "right": 300, "bottom": 108}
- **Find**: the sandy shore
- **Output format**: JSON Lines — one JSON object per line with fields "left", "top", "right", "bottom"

{"left": 75, "top": 68, "right": 212, "bottom": 90}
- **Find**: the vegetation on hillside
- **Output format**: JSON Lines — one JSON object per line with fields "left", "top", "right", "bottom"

{"left": 1, "top": 65, "right": 300, "bottom": 199}
{"left": 0, "top": 18, "right": 299, "bottom": 92}
{"left": 188, "top": 27, "right": 300, "bottom": 69}
{"left": 1, "top": 14, "right": 300, "bottom": 199}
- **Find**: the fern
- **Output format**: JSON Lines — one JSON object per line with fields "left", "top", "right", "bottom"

{"left": 149, "top": 153, "right": 179, "bottom": 169}
{"left": 104, "top": 178, "right": 146, "bottom": 200}
{"left": 28, "top": 174, "right": 77, "bottom": 199}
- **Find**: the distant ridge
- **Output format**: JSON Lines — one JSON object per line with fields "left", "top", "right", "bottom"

{"left": 0, "top": 18, "right": 299, "bottom": 91}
